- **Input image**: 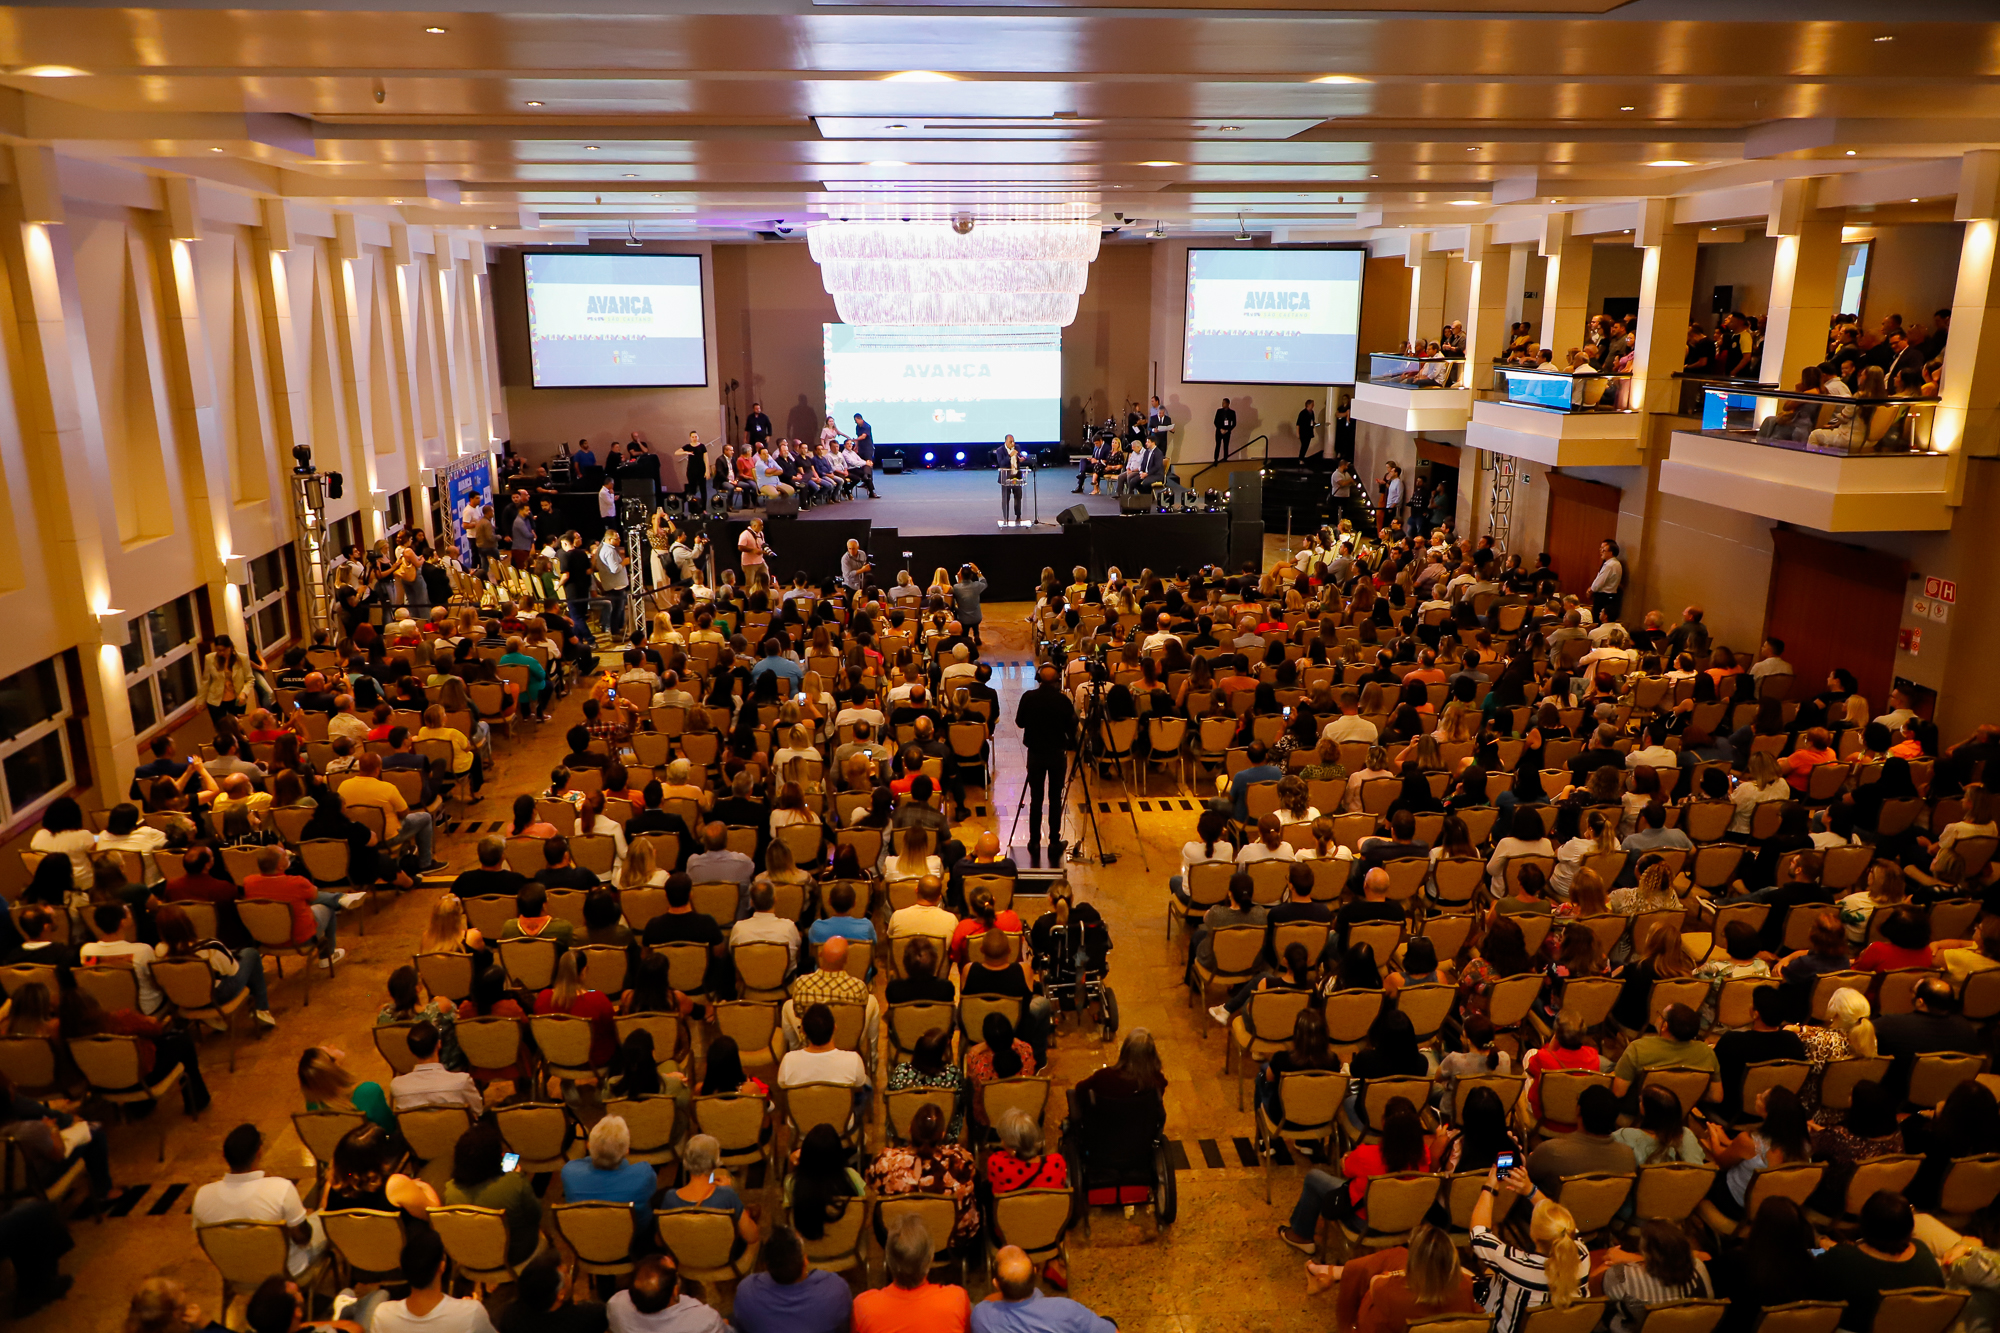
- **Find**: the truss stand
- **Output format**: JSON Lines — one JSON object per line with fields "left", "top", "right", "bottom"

{"left": 291, "top": 470, "right": 332, "bottom": 639}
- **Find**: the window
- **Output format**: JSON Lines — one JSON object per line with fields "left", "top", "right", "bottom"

{"left": 0, "top": 656, "right": 77, "bottom": 827}
{"left": 331, "top": 513, "right": 363, "bottom": 559}
{"left": 245, "top": 546, "right": 296, "bottom": 657}
{"left": 387, "top": 487, "right": 414, "bottom": 534}
{"left": 122, "top": 592, "right": 202, "bottom": 737}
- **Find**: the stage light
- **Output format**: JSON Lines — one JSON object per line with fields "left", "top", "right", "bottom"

{"left": 954, "top": 451, "right": 966, "bottom": 463}
{"left": 923, "top": 451, "right": 936, "bottom": 465}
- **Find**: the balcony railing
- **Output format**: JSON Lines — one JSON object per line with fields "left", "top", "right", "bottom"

{"left": 1494, "top": 366, "right": 1635, "bottom": 413}
{"left": 1367, "top": 352, "right": 1466, "bottom": 389}
{"left": 1673, "top": 373, "right": 1771, "bottom": 418}
{"left": 1696, "top": 386, "right": 1937, "bottom": 455}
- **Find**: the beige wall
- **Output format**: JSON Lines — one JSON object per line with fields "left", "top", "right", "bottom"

{"left": 1691, "top": 235, "right": 1780, "bottom": 325}
{"left": 1063, "top": 243, "right": 1154, "bottom": 432}
{"left": 1586, "top": 242, "right": 1646, "bottom": 318}
{"left": 1360, "top": 257, "right": 1412, "bottom": 360}
{"left": 491, "top": 242, "right": 723, "bottom": 462}
{"left": 1856, "top": 222, "right": 1964, "bottom": 336}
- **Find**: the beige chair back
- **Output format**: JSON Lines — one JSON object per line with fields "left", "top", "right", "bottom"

{"left": 1869, "top": 1289, "right": 1969, "bottom": 1333}
{"left": 531, "top": 1013, "right": 600, "bottom": 1074}
{"left": 75, "top": 962, "right": 140, "bottom": 1014}
{"left": 573, "top": 944, "right": 628, "bottom": 995}
{"left": 1556, "top": 1172, "right": 1633, "bottom": 1233}
{"left": 1743, "top": 1163, "right": 1825, "bottom": 1213}
{"left": 1397, "top": 984, "right": 1457, "bottom": 1042}
{"left": 1909, "top": 1054, "right": 1985, "bottom": 1108}
{"left": 885, "top": 1086, "right": 959, "bottom": 1143}
{"left": 1746, "top": 1303, "right": 1846, "bottom": 1333}
{"left": 1638, "top": 1066, "right": 1715, "bottom": 1117}
{"left": 494, "top": 1101, "right": 573, "bottom": 1171}
{"left": 455, "top": 1016, "right": 528, "bottom": 1072}
{"left": 416, "top": 950, "right": 476, "bottom": 1003}
{"left": 654, "top": 1207, "right": 745, "bottom": 1277}
{"left": 713, "top": 1001, "right": 781, "bottom": 1072}
{"left": 989, "top": 1187, "right": 1072, "bottom": 1262}
{"left": 605, "top": 1094, "right": 679, "bottom": 1164}
{"left": 1363, "top": 1076, "right": 1435, "bottom": 1131}
{"left": 980, "top": 1076, "right": 1051, "bottom": 1129}
{"left": 497, "top": 936, "right": 559, "bottom": 991}
{"left": 1633, "top": 1162, "right": 1719, "bottom": 1222}
{"left": 786, "top": 1081, "right": 857, "bottom": 1141}
{"left": 1819, "top": 1056, "right": 1894, "bottom": 1111}
{"left": 801, "top": 1195, "right": 871, "bottom": 1271}
{"left": 1939, "top": 1153, "right": 2000, "bottom": 1216}
{"left": 321, "top": 1209, "right": 408, "bottom": 1277}
{"left": 1356, "top": 1172, "right": 1441, "bottom": 1237}
{"left": 1206, "top": 926, "right": 1266, "bottom": 976}
{"left": 554, "top": 1202, "right": 638, "bottom": 1272}
{"left": 196, "top": 1221, "right": 293, "bottom": 1292}
{"left": 1521, "top": 1299, "right": 1612, "bottom": 1333}
{"left": 693, "top": 1094, "right": 769, "bottom": 1165}
{"left": 1633, "top": 1301, "right": 1728, "bottom": 1333}
{"left": 399, "top": 1105, "right": 474, "bottom": 1164}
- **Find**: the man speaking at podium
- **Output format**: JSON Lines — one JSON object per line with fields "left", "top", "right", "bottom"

{"left": 997, "top": 434, "right": 1026, "bottom": 523}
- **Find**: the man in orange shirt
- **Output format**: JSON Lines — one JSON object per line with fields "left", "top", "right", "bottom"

{"left": 241, "top": 845, "right": 347, "bottom": 967}
{"left": 1778, "top": 726, "right": 1837, "bottom": 794}
{"left": 338, "top": 752, "right": 445, "bottom": 872}
{"left": 853, "top": 1216, "right": 970, "bottom": 1333}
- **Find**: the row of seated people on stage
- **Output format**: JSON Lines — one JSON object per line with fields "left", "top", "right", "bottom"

{"left": 702, "top": 438, "right": 876, "bottom": 512}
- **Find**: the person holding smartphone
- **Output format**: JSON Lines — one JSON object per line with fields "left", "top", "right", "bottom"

{"left": 1468, "top": 1163, "right": 1589, "bottom": 1333}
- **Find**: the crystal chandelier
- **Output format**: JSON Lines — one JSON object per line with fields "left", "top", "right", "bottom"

{"left": 808, "top": 216, "right": 1100, "bottom": 325}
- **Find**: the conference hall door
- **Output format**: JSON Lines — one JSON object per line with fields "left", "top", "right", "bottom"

{"left": 1541, "top": 471, "right": 1622, "bottom": 596}
{"left": 1763, "top": 528, "right": 1905, "bottom": 711}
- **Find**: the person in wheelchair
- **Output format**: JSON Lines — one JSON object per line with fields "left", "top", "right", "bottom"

{"left": 1030, "top": 888, "right": 1116, "bottom": 1039}
{"left": 1065, "top": 1029, "right": 1172, "bottom": 1220}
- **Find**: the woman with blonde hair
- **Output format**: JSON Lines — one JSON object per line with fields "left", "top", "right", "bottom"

{"left": 1469, "top": 1165, "right": 1588, "bottom": 1333}
{"left": 1728, "top": 749, "right": 1790, "bottom": 835}
{"left": 1343, "top": 745, "right": 1397, "bottom": 812}
{"left": 927, "top": 566, "right": 954, "bottom": 602}
{"left": 617, "top": 836, "right": 667, "bottom": 891}
{"left": 887, "top": 823, "right": 943, "bottom": 881}
{"left": 532, "top": 950, "right": 618, "bottom": 1071}
{"left": 1556, "top": 867, "right": 1611, "bottom": 920}
{"left": 298, "top": 1045, "right": 392, "bottom": 1128}
{"left": 1436, "top": 702, "right": 1477, "bottom": 745}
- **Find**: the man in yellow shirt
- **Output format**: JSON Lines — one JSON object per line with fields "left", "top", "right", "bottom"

{"left": 339, "top": 753, "right": 445, "bottom": 872}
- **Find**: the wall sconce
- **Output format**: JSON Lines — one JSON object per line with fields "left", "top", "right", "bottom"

{"left": 97, "top": 608, "right": 128, "bottom": 647}
{"left": 223, "top": 554, "right": 250, "bottom": 583}
{"left": 367, "top": 492, "right": 390, "bottom": 512}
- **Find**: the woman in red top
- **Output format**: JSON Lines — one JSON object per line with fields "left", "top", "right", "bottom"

{"left": 1523, "top": 1014, "right": 1603, "bottom": 1133}
{"left": 1339, "top": 1095, "right": 1433, "bottom": 1212}
{"left": 1854, "top": 904, "right": 1935, "bottom": 974}
{"left": 534, "top": 952, "right": 618, "bottom": 1069}
{"left": 59, "top": 986, "right": 212, "bottom": 1115}
{"left": 948, "top": 887, "right": 1023, "bottom": 969}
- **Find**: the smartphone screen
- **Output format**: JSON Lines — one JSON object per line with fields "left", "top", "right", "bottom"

{"left": 796, "top": 692, "right": 807, "bottom": 704}
{"left": 501, "top": 1152, "right": 520, "bottom": 1173}
{"left": 1493, "top": 1152, "right": 1516, "bottom": 1176}
{"left": 606, "top": 687, "right": 617, "bottom": 700}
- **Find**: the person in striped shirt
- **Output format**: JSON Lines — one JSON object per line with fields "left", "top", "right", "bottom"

{"left": 1468, "top": 1164, "right": 1589, "bottom": 1333}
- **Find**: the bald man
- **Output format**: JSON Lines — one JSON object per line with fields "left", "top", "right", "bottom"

{"left": 947, "top": 830, "right": 1018, "bottom": 915}
{"left": 781, "top": 934, "right": 879, "bottom": 1064}
{"left": 971, "top": 1245, "right": 1117, "bottom": 1333}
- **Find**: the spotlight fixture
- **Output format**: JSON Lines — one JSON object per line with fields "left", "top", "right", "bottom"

{"left": 1874, "top": 34, "right": 1894, "bottom": 41}
{"left": 1234, "top": 213, "right": 1252, "bottom": 241}
{"left": 1845, "top": 150, "right": 1857, "bottom": 156}
{"left": 922, "top": 450, "right": 936, "bottom": 466}
{"left": 1646, "top": 160, "right": 1692, "bottom": 167}
{"left": 526, "top": 100, "right": 543, "bottom": 106}
{"left": 953, "top": 451, "right": 967, "bottom": 465}
{"left": 425, "top": 26, "right": 446, "bottom": 33}
{"left": 1619, "top": 105, "right": 1636, "bottom": 111}
{"left": 585, "top": 145, "right": 600, "bottom": 151}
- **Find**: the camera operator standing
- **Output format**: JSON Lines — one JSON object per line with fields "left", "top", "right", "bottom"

{"left": 952, "top": 562, "right": 988, "bottom": 647}
{"left": 1015, "top": 662, "right": 1076, "bottom": 868}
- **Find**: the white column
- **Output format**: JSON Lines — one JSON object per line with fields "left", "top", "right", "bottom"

{"left": 1630, "top": 198, "right": 1699, "bottom": 417}
{"left": 1940, "top": 150, "right": 2000, "bottom": 462}
{"left": 1406, "top": 232, "right": 1447, "bottom": 348}
{"left": 1538, "top": 213, "right": 1594, "bottom": 360}
{"left": 1462, "top": 225, "right": 1511, "bottom": 390}
{"left": 1760, "top": 177, "right": 1843, "bottom": 394}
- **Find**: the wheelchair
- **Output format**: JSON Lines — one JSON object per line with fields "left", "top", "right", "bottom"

{"left": 1032, "top": 903, "right": 1117, "bottom": 1041}
{"left": 1058, "top": 1081, "right": 1176, "bottom": 1231}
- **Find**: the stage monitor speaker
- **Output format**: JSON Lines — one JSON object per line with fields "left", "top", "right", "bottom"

{"left": 763, "top": 492, "right": 800, "bottom": 518}
{"left": 1711, "top": 284, "right": 1733, "bottom": 315}
{"left": 1228, "top": 471, "right": 1263, "bottom": 516}
{"left": 1056, "top": 504, "right": 1090, "bottom": 528}
{"left": 1119, "top": 489, "right": 1154, "bottom": 514}
{"left": 881, "top": 454, "right": 906, "bottom": 475}
{"left": 1228, "top": 519, "right": 1264, "bottom": 572}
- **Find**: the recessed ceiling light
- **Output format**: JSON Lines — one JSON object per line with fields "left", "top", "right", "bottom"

{"left": 585, "top": 145, "right": 599, "bottom": 151}
{"left": 1137, "top": 161, "right": 1180, "bottom": 167}
{"left": 1370, "top": 173, "right": 1379, "bottom": 179}
{"left": 487, "top": 225, "right": 498, "bottom": 229}
{"left": 526, "top": 100, "right": 542, "bottom": 107}
{"left": 1874, "top": 34, "right": 1895, "bottom": 41}
{"left": 867, "top": 160, "right": 907, "bottom": 167}
{"left": 1646, "top": 160, "right": 1691, "bottom": 167}
{"left": 1846, "top": 150, "right": 1857, "bottom": 156}
{"left": 15, "top": 64, "right": 87, "bottom": 77}
{"left": 1450, "top": 200, "right": 1481, "bottom": 206}
{"left": 390, "top": 199, "right": 403, "bottom": 204}
{"left": 1624, "top": 229, "right": 1633, "bottom": 234}
{"left": 1219, "top": 125, "right": 1243, "bottom": 131}
{"left": 884, "top": 71, "right": 954, "bottom": 83}
{"left": 1910, "top": 197, "right": 1920, "bottom": 202}
{"left": 211, "top": 146, "right": 224, "bottom": 152}
{"left": 424, "top": 26, "right": 446, "bottom": 33}
{"left": 1619, "top": 105, "right": 1636, "bottom": 112}
{"left": 622, "top": 173, "right": 638, "bottom": 178}
{"left": 1312, "top": 74, "right": 1369, "bottom": 84}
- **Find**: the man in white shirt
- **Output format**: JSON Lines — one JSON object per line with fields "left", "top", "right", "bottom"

{"left": 371, "top": 1229, "right": 497, "bottom": 1333}
{"left": 1624, "top": 722, "right": 1680, "bottom": 770}
{"left": 776, "top": 1003, "right": 870, "bottom": 1096}
{"left": 835, "top": 693, "right": 887, "bottom": 733}
{"left": 1875, "top": 687, "right": 1916, "bottom": 733}
{"left": 594, "top": 532, "right": 631, "bottom": 639}
{"left": 80, "top": 902, "right": 165, "bottom": 1014}
{"left": 1749, "top": 636, "right": 1793, "bottom": 681}
{"left": 598, "top": 479, "right": 618, "bottom": 521}
{"left": 728, "top": 882, "right": 802, "bottom": 969}
{"left": 1320, "top": 690, "right": 1379, "bottom": 746}
{"left": 887, "top": 875, "right": 959, "bottom": 946}
{"left": 388, "top": 1023, "right": 484, "bottom": 1115}
{"left": 1142, "top": 617, "right": 1183, "bottom": 654}
{"left": 326, "top": 696, "right": 369, "bottom": 743}
{"left": 1589, "top": 538, "right": 1625, "bottom": 624}
{"left": 939, "top": 644, "right": 977, "bottom": 693}
{"left": 191, "top": 1124, "right": 326, "bottom": 1278}
{"left": 608, "top": 1255, "right": 725, "bottom": 1333}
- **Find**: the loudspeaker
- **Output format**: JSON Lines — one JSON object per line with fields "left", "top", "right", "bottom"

{"left": 1710, "top": 285, "right": 1733, "bottom": 315}
{"left": 1119, "top": 490, "right": 1154, "bottom": 514}
{"left": 763, "top": 491, "right": 800, "bottom": 518}
{"left": 1056, "top": 504, "right": 1090, "bottom": 528}
{"left": 1228, "top": 471, "right": 1263, "bottom": 516}
{"left": 1228, "top": 518, "right": 1264, "bottom": 572}
{"left": 621, "top": 476, "right": 657, "bottom": 508}
{"left": 881, "top": 454, "right": 906, "bottom": 475}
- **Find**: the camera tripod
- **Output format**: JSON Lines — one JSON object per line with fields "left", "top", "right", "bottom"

{"left": 1008, "top": 667, "right": 1148, "bottom": 870}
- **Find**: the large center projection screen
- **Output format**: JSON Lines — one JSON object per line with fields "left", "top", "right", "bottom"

{"left": 1182, "top": 248, "right": 1364, "bottom": 386}
{"left": 525, "top": 253, "right": 707, "bottom": 388}
{"left": 823, "top": 324, "right": 1061, "bottom": 445}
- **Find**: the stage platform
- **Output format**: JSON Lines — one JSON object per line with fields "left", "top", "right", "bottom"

{"left": 681, "top": 471, "right": 1240, "bottom": 600}
{"left": 796, "top": 468, "right": 1120, "bottom": 536}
